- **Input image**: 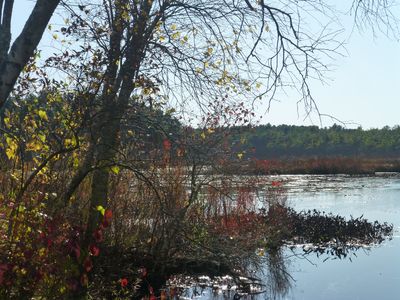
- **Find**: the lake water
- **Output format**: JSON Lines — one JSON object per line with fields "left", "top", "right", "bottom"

{"left": 186, "top": 175, "right": 400, "bottom": 299}
{"left": 277, "top": 175, "right": 400, "bottom": 300}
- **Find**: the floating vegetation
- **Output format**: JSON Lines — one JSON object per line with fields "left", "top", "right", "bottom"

{"left": 275, "top": 206, "right": 394, "bottom": 258}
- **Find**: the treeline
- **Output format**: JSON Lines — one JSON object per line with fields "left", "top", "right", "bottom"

{"left": 231, "top": 124, "right": 400, "bottom": 159}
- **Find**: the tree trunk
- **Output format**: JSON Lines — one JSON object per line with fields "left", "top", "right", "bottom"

{"left": 84, "top": 105, "right": 121, "bottom": 244}
{"left": 0, "top": 0, "right": 60, "bottom": 109}
{"left": 0, "top": 0, "right": 14, "bottom": 62}
{"left": 84, "top": 68, "right": 139, "bottom": 242}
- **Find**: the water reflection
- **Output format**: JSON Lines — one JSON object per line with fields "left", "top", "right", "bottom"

{"left": 263, "top": 250, "right": 292, "bottom": 299}
{"left": 282, "top": 175, "right": 400, "bottom": 300}
{"left": 170, "top": 175, "right": 398, "bottom": 299}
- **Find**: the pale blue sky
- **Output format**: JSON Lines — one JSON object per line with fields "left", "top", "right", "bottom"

{"left": 11, "top": 1, "right": 400, "bottom": 129}
{"left": 263, "top": 25, "right": 400, "bottom": 129}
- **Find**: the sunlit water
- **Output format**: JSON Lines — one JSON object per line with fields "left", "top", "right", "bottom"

{"left": 187, "top": 175, "right": 400, "bottom": 300}
{"left": 281, "top": 175, "right": 400, "bottom": 300}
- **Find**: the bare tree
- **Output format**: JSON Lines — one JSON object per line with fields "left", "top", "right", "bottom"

{"left": 351, "top": 0, "right": 400, "bottom": 37}
{"left": 38, "top": 0, "right": 342, "bottom": 246}
{"left": 38, "top": 0, "right": 349, "bottom": 245}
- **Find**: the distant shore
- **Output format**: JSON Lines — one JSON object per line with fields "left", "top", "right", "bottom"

{"left": 224, "top": 157, "right": 400, "bottom": 175}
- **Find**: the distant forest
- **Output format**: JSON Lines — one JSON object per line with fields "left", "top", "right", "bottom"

{"left": 232, "top": 124, "right": 400, "bottom": 159}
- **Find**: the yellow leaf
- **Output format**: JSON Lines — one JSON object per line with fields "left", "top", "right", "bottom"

{"left": 200, "top": 132, "right": 206, "bottom": 139}
{"left": 38, "top": 166, "right": 48, "bottom": 175}
{"left": 6, "top": 136, "right": 13, "bottom": 145}
{"left": 6, "top": 148, "right": 14, "bottom": 159}
{"left": 73, "top": 156, "right": 80, "bottom": 168}
{"left": 166, "top": 108, "right": 176, "bottom": 115}
{"left": 64, "top": 138, "right": 77, "bottom": 147}
{"left": 39, "top": 247, "right": 46, "bottom": 257}
{"left": 96, "top": 206, "right": 105, "bottom": 216}
{"left": 26, "top": 141, "right": 42, "bottom": 152}
{"left": 38, "top": 133, "right": 46, "bottom": 143}
{"left": 5, "top": 138, "right": 18, "bottom": 159}
{"left": 4, "top": 117, "right": 10, "bottom": 128}
{"left": 38, "top": 110, "right": 48, "bottom": 121}
{"left": 171, "top": 32, "right": 180, "bottom": 39}
{"left": 64, "top": 139, "right": 71, "bottom": 147}
{"left": 237, "top": 152, "right": 243, "bottom": 159}
{"left": 111, "top": 166, "right": 120, "bottom": 175}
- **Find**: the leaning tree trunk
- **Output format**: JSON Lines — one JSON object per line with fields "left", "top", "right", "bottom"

{"left": 0, "top": 0, "right": 60, "bottom": 109}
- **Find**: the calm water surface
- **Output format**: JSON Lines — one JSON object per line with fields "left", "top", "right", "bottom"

{"left": 183, "top": 175, "right": 400, "bottom": 299}
{"left": 280, "top": 175, "right": 400, "bottom": 300}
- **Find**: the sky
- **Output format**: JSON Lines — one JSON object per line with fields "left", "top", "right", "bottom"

{"left": 261, "top": 25, "right": 400, "bottom": 129}
{"left": 11, "top": 1, "right": 400, "bottom": 129}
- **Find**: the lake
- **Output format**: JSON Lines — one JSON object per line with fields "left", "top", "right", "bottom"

{"left": 273, "top": 174, "right": 400, "bottom": 300}
{"left": 187, "top": 174, "right": 400, "bottom": 299}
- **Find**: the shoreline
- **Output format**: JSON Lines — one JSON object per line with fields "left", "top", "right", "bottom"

{"left": 222, "top": 157, "right": 400, "bottom": 176}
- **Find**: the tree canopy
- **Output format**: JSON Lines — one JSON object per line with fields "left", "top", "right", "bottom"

{"left": 233, "top": 124, "right": 400, "bottom": 159}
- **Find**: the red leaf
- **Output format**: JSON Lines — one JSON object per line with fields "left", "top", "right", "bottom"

{"left": 163, "top": 139, "right": 171, "bottom": 151}
{"left": 0, "top": 264, "right": 8, "bottom": 285}
{"left": 72, "top": 244, "right": 81, "bottom": 259}
{"left": 93, "top": 229, "right": 103, "bottom": 243}
{"left": 170, "top": 287, "right": 176, "bottom": 297}
{"left": 120, "top": 278, "right": 128, "bottom": 287}
{"left": 161, "top": 290, "right": 167, "bottom": 300}
{"left": 89, "top": 244, "right": 100, "bottom": 257}
{"left": 101, "top": 219, "right": 110, "bottom": 228}
{"left": 271, "top": 181, "right": 282, "bottom": 187}
{"left": 83, "top": 257, "right": 93, "bottom": 273}
{"left": 104, "top": 209, "right": 112, "bottom": 223}
{"left": 80, "top": 273, "right": 89, "bottom": 287}
{"left": 35, "top": 269, "right": 44, "bottom": 281}
{"left": 67, "top": 278, "right": 79, "bottom": 291}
